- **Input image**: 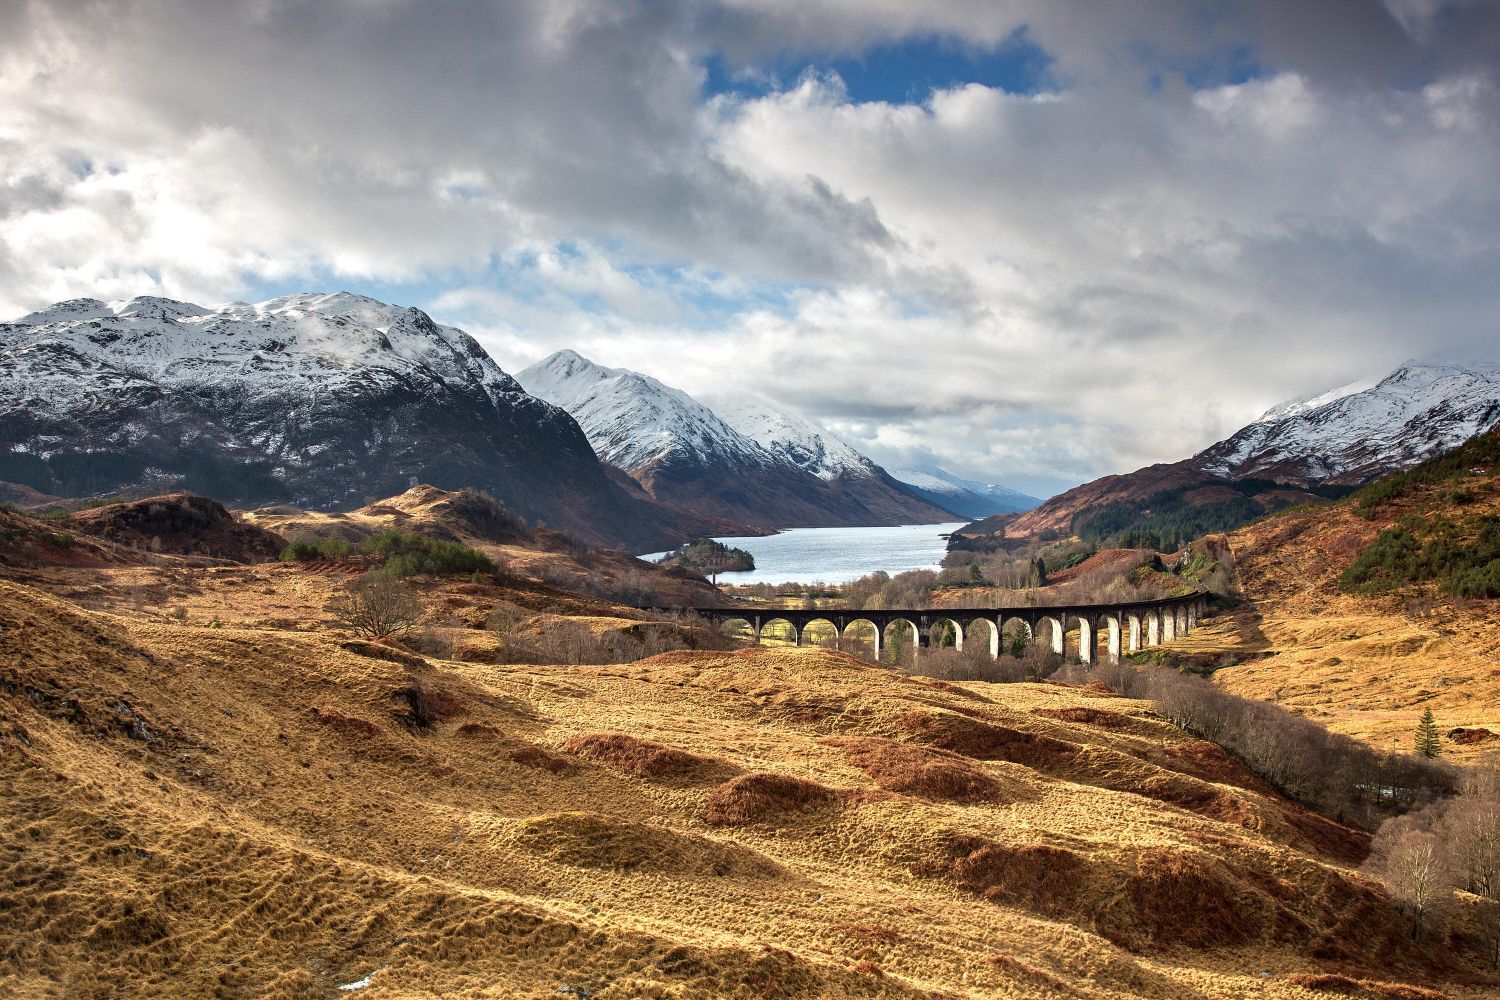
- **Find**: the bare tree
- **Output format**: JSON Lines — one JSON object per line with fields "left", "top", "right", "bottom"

{"left": 329, "top": 571, "right": 425, "bottom": 639}
{"left": 1442, "top": 766, "right": 1500, "bottom": 901}
{"left": 1365, "top": 823, "right": 1450, "bottom": 939}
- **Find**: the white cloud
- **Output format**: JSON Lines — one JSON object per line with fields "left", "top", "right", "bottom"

{"left": 2, "top": 0, "right": 1499, "bottom": 495}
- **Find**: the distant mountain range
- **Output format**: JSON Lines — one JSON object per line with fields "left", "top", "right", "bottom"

{"left": 960, "top": 355, "right": 1500, "bottom": 548}
{"left": 517, "top": 350, "right": 959, "bottom": 529}
{"left": 886, "top": 466, "right": 1039, "bottom": 520}
{"left": 0, "top": 293, "right": 739, "bottom": 551}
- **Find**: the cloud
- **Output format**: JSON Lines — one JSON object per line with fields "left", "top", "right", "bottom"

{"left": 2, "top": 1, "right": 1499, "bottom": 494}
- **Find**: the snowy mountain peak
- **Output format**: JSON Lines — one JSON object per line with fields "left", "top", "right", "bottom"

{"left": 1197, "top": 355, "right": 1500, "bottom": 484}
{"left": 517, "top": 350, "right": 764, "bottom": 472}
{"left": 708, "top": 395, "right": 874, "bottom": 482}
{"left": 889, "top": 466, "right": 1040, "bottom": 517}
{"left": 516, "top": 350, "right": 954, "bottom": 527}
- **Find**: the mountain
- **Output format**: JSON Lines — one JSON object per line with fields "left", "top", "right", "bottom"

{"left": 708, "top": 396, "right": 969, "bottom": 524}
{"left": 517, "top": 350, "right": 954, "bottom": 529}
{"left": 960, "top": 355, "right": 1500, "bottom": 548}
{"left": 888, "top": 466, "right": 1039, "bottom": 520}
{"left": 1195, "top": 357, "right": 1500, "bottom": 484}
{"left": 0, "top": 293, "right": 733, "bottom": 551}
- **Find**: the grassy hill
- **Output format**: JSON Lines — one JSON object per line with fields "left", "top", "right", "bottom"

{"left": 1173, "top": 428, "right": 1500, "bottom": 760}
{"left": 4, "top": 489, "right": 1498, "bottom": 996}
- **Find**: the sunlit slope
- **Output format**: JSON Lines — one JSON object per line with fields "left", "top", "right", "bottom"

{"left": 1205, "top": 431, "right": 1500, "bottom": 759}
{"left": 2, "top": 579, "right": 1476, "bottom": 999}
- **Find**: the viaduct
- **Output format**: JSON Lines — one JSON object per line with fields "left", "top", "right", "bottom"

{"left": 685, "top": 592, "right": 1209, "bottom": 664}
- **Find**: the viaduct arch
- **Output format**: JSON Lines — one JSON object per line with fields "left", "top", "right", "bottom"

{"left": 687, "top": 593, "right": 1208, "bottom": 665}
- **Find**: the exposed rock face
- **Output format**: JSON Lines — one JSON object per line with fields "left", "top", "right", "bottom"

{"left": 66, "top": 493, "right": 287, "bottom": 563}
{"left": 0, "top": 293, "right": 726, "bottom": 551}
{"left": 518, "top": 350, "right": 955, "bottom": 528}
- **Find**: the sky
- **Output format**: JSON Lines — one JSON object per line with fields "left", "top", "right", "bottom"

{"left": 3, "top": 1, "right": 1499, "bottom": 498}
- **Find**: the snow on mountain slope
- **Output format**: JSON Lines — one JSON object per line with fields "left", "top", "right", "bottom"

{"left": 989, "top": 353, "right": 1500, "bottom": 544}
{"left": 1196, "top": 358, "right": 1500, "bottom": 484}
{"left": 518, "top": 351, "right": 954, "bottom": 528}
{"left": 517, "top": 350, "right": 766, "bottom": 473}
{"left": 709, "top": 396, "right": 874, "bottom": 482}
{"left": 0, "top": 294, "right": 719, "bottom": 550}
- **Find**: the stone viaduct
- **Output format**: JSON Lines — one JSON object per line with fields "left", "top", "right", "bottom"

{"left": 686, "top": 592, "right": 1209, "bottom": 664}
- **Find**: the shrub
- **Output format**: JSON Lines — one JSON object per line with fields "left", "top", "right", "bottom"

{"left": 329, "top": 571, "right": 424, "bottom": 638}
{"left": 359, "top": 530, "right": 494, "bottom": 577}
{"left": 279, "top": 537, "right": 352, "bottom": 561}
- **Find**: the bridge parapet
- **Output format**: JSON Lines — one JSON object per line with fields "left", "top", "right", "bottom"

{"left": 674, "top": 592, "right": 1208, "bottom": 665}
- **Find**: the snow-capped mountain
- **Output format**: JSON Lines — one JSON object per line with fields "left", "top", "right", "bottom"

{"left": 889, "top": 467, "right": 1040, "bottom": 519}
{"left": 708, "top": 396, "right": 873, "bottom": 482}
{"left": 516, "top": 350, "right": 766, "bottom": 474}
{"left": 0, "top": 293, "right": 726, "bottom": 550}
{"left": 1195, "top": 357, "right": 1500, "bottom": 484}
{"left": 988, "top": 353, "right": 1500, "bottom": 543}
{"left": 518, "top": 351, "right": 954, "bottom": 529}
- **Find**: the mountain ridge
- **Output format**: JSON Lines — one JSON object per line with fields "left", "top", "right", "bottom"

{"left": 957, "top": 355, "right": 1500, "bottom": 547}
{"left": 518, "top": 349, "right": 957, "bottom": 530}
{"left": 0, "top": 293, "right": 736, "bottom": 551}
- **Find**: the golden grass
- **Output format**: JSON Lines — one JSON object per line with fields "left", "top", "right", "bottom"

{"left": 1, "top": 575, "right": 1494, "bottom": 998}
{"left": 1167, "top": 496, "right": 1500, "bottom": 760}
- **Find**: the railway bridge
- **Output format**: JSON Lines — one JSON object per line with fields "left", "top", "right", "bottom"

{"left": 685, "top": 592, "right": 1208, "bottom": 664}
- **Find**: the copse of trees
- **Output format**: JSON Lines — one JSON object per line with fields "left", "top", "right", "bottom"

{"left": 279, "top": 537, "right": 353, "bottom": 561}
{"left": 1081, "top": 659, "right": 1459, "bottom": 829}
{"left": 1362, "top": 764, "right": 1500, "bottom": 959}
{"left": 1353, "top": 426, "right": 1500, "bottom": 518}
{"left": 657, "top": 538, "right": 754, "bottom": 584}
{"left": 1341, "top": 513, "right": 1500, "bottom": 598}
{"left": 282, "top": 530, "right": 496, "bottom": 577}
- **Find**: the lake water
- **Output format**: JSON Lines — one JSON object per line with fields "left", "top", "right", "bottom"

{"left": 641, "top": 522, "right": 966, "bottom": 585}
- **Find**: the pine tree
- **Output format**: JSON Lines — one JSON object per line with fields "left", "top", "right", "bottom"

{"left": 1415, "top": 708, "right": 1441, "bottom": 759}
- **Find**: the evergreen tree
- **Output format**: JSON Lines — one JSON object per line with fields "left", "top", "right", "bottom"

{"left": 1415, "top": 708, "right": 1441, "bottom": 759}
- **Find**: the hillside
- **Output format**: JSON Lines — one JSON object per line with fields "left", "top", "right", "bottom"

{"left": 0, "top": 293, "right": 728, "bottom": 552}
{"left": 8, "top": 565, "right": 1492, "bottom": 998}
{"left": 966, "top": 356, "right": 1499, "bottom": 548}
{"left": 1173, "top": 429, "right": 1500, "bottom": 760}
{"left": 518, "top": 350, "right": 955, "bottom": 529}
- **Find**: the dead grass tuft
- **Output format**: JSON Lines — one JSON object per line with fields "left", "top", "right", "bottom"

{"left": 833, "top": 923, "right": 898, "bottom": 944}
{"left": 509, "top": 744, "right": 575, "bottom": 774}
{"left": 511, "top": 811, "right": 780, "bottom": 878}
{"left": 561, "top": 731, "right": 716, "bottom": 778}
{"left": 393, "top": 676, "right": 466, "bottom": 729}
{"left": 895, "top": 710, "right": 1076, "bottom": 768}
{"left": 918, "top": 835, "right": 1090, "bottom": 918}
{"left": 825, "top": 737, "right": 1012, "bottom": 803}
{"left": 702, "top": 772, "right": 840, "bottom": 826}
{"left": 1284, "top": 973, "right": 1448, "bottom": 999}
{"left": 1110, "top": 847, "right": 1261, "bottom": 950}
{"left": 1032, "top": 706, "right": 1139, "bottom": 730}
{"left": 454, "top": 721, "right": 503, "bottom": 738}
{"left": 312, "top": 707, "right": 380, "bottom": 736}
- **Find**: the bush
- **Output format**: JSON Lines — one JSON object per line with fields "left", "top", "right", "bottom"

{"left": 279, "top": 537, "right": 353, "bottom": 561}
{"left": 1341, "top": 514, "right": 1500, "bottom": 598}
{"left": 329, "top": 571, "right": 425, "bottom": 638}
{"left": 359, "top": 530, "right": 494, "bottom": 577}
